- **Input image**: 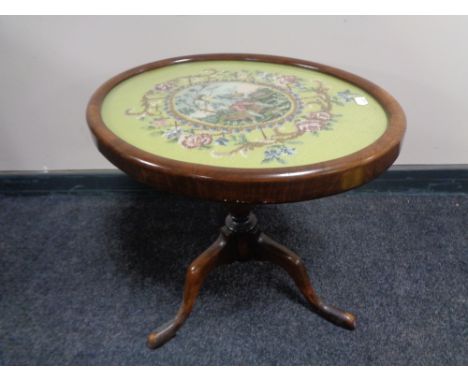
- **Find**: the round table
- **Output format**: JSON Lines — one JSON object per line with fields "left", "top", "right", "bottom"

{"left": 86, "top": 54, "right": 406, "bottom": 349}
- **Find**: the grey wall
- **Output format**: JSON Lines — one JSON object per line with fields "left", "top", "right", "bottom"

{"left": 1, "top": 16, "right": 467, "bottom": 171}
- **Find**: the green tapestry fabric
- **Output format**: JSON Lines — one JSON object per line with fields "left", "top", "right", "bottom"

{"left": 101, "top": 61, "right": 387, "bottom": 168}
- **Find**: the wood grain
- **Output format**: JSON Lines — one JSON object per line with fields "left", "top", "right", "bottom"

{"left": 86, "top": 53, "right": 406, "bottom": 204}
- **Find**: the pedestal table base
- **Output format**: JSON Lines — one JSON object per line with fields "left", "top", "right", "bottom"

{"left": 147, "top": 207, "right": 356, "bottom": 349}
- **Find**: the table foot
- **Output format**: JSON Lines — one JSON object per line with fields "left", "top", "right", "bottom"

{"left": 147, "top": 319, "right": 179, "bottom": 349}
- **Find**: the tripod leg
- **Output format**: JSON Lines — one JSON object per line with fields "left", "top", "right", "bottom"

{"left": 255, "top": 233, "right": 356, "bottom": 330}
{"left": 147, "top": 233, "right": 235, "bottom": 349}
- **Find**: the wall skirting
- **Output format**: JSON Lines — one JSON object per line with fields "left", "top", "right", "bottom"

{"left": 0, "top": 165, "right": 467, "bottom": 195}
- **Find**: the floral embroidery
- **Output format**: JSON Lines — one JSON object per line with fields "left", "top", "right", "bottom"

{"left": 180, "top": 133, "right": 212, "bottom": 149}
{"left": 336, "top": 89, "right": 359, "bottom": 103}
{"left": 296, "top": 111, "right": 332, "bottom": 133}
{"left": 263, "top": 145, "right": 296, "bottom": 164}
{"left": 125, "top": 68, "right": 363, "bottom": 165}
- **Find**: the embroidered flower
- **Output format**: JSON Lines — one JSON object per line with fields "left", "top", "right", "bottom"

{"left": 198, "top": 134, "right": 212, "bottom": 146}
{"left": 180, "top": 133, "right": 212, "bottom": 149}
{"left": 152, "top": 118, "right": 169, "bottom": 127}
{"left": 215, "top": 136, "right": 229, "bottom": 146}
{"left": 163, "top": 127, "right": 182, "bottom": 141}
{"left": 296, "top": 119, "right": 322, "bottom": 132}
{"left": 263, "top": 145, "right": 296, "bottom": 164}
{"left": 309, "top": 111, "right": 331, "bottom": 121}
{"left": 337, "top": 89, "right": 357, "bottom": 103}
{"left": 154, "top": 82, "right": 174, "bottom": 91}
{"left": 277, "top": 75, "right": 298, "bottom": 86}
{"left": 296, "top": 111, "right": 331, "bottom": 132}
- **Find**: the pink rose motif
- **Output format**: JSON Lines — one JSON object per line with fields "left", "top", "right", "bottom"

{"left": 154, "top": 82, "right": 173, "bottom": 91}
{"left": 152, "top": 118, "right": 168, "bottom": 127}
{"left": 296, "top": 111, "right": 332, "bottom": 132}
{"left": 181, "top": 135, "right": 199, "bottom": 148}
{"left": 277, "top": 75, "right": 297, "bottom": 86}
{"left": 198, "top": 133, "right": 212, "bottom": 146}
{"left": 308, "top": 111, "right": 331, "bottom": 121}
{"left": 296, "top": 120, "right": 322, "bottom": 132}
{"left": 180, "top": 134, "right": 212, "bottom": 149}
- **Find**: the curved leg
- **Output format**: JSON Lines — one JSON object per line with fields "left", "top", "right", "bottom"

{"left": 147, "top": 233, "right": 235, "bottom": 349}
{"left": 254, "top": 233, "right": 356, "bottom": 330}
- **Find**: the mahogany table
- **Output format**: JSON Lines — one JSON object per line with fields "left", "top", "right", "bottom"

{"left": 86, "top": 54, "right": 406, "bottom": 349}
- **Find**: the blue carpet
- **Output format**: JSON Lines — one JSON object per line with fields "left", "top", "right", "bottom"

{"left": 0, "top": 191, "right": 467, "bottom": 365}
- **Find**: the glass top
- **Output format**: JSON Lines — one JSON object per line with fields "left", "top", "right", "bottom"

{"left": 101, "top": 60, "right": 388, "bottom": 168}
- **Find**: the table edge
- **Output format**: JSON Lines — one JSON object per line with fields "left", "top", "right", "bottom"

{"left": 86, "top": 53, "right": 406, "bottom": 204}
